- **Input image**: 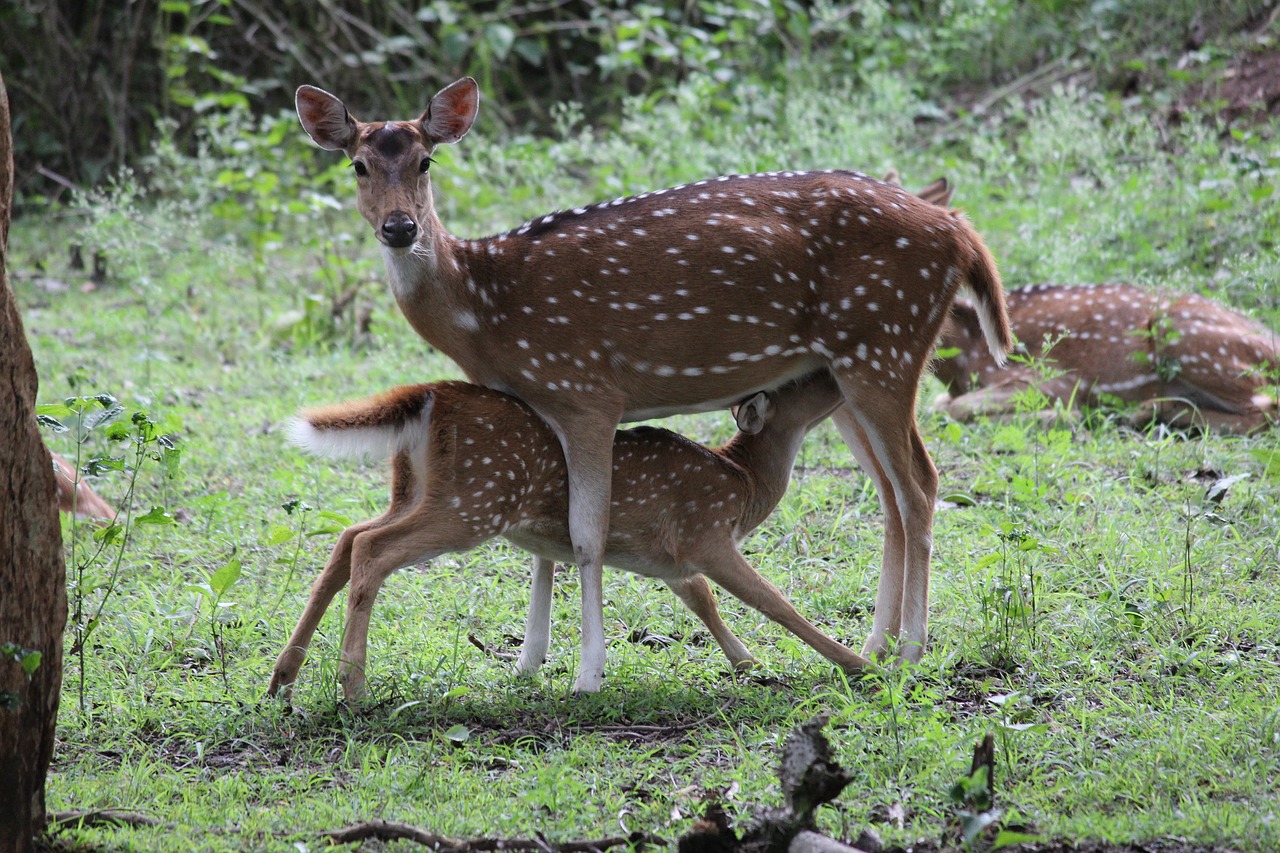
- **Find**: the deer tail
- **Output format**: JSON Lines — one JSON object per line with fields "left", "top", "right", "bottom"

{"left": 956, "top": 214, "right": 1012, "bottom": 364}
{"left": 288, "top": 384, "right": 436, "bottom": 460}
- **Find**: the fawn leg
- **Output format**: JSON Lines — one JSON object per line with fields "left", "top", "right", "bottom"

{"left": 697, "top": 549, "right": 870, "bottom": 673}
{"left": 664, "top": 574, "right": 755, "bottom": 671}
{"left": 268, "top": 521, "right": 372, "bottom": 699}
{"left": 516, "top": 557, "right": 556, "bottom": 676}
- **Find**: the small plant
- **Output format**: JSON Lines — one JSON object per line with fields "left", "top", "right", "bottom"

{"left": 974, "top": 522, "right": 1055, "bottom": 669}
{"left": 184, "top": 557, "right": 243, "bottom": 691}
{"left": 1128, "top": 313, "right": 1184, "bottom": 384}
{"left": 37, "top": 394, "right": 180, "bottom": 715}
{"left": 0, "top": 643, "right": 44, "bottom": 710}
{"left": 947, "top": 740, "right": 1039, "bottom": 851}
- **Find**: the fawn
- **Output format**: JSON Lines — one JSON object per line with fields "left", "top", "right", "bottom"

{"left": 267, "top": 372, "right": 868, "bottom": 702}
{"left": 294, "top": 78, "right": 1011, "bottom": 690}
{"left": 934, "top": 283, "right": 1279, "bottom": 434}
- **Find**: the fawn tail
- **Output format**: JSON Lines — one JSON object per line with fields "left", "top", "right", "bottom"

{"left": 288, "top": 384, "right": 436, "bottom": 460}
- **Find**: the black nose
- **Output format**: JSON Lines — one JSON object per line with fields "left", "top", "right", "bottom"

{"left": 381, "top": 213, "right": 418, "bottom": 248}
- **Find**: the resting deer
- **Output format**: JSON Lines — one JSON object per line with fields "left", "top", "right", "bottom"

{"left": 294, "top": 78, "right": 1011, "bottom": 691}
{"left": 50, "top": 450, "right": 116, "bottom": 524}
{"left": 267, "top": 373, "right": 869, "bottom": 702}
{"left": 934, "top": 283, "right": 1279, "bottom": 434}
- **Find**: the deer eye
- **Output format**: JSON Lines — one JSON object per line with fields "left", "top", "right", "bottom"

{"left": 352, "top": 161, "right": 368, "bottom": 177}
{"left": 420, "top": 157, "right": 435, "bottom": 174}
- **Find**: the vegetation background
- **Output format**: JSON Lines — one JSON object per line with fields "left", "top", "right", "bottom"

{"left": 3, "top": 0, "right": 1280, "bottom": 850}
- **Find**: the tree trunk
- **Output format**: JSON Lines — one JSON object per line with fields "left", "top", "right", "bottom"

{"left": 0, "top": 68, "right": 67, "bottom": 853}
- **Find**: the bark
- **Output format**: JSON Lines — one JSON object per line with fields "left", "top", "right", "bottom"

{"left": 0, "top": 68, "right": 68, "bottom": 853}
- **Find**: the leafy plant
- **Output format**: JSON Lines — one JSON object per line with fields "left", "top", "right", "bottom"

{"left": 184, "top": 557, "right": 244, "bottom": 691}
{"left": 38, "top": 395, "right": 180, "bottom": 715}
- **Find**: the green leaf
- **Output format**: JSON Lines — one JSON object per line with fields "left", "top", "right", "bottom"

{"left": 1248, "top": 448, "right": 1280, "bottom": 479}
{"left": 20, "top": 651, "right": 43, "bottom": 675}
{"left": 442, "top": 724, "right": 471, "bottom": 746}
{"left": 315, "top": 510, "right": 354, "bottom": 528}
{"left": 993, "top": 830, "right": 1040, "bottom": 849}
{"left": 37, "top": 414, "right": 68, "bottom": 432}
{"left": 93, "top": 522, "right": 124, "bottom": 545}
{"left": 135, "top": 506, "right": 175, "bottom": 525}
{"left": 264, "top": 524, "right": 295, "bottom": 547}
{"left": 941, "top": 491, "right": 975, "bottom": 506}
{"left": 209, "top": 558, "right": 243, "bottom": 597}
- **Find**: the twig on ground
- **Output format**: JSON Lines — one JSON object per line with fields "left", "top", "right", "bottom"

{"left": 49, "top": 809, "right": 162, "bottom": 831}
{"left": 324, "top": 820, "right": 663, "bottom": 851}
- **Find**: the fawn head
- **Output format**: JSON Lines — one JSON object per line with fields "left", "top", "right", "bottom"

{"left": 295, "top": 79, "right": 480, "bottom": 252}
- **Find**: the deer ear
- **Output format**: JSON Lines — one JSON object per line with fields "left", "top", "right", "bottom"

{"left": 915, "top": 176, "right": 954, "bottom": 207}
{"left": 733, "top": 392, "right": 771, "bottom": 434}
{"left": 422, "top": 77, "right": 479, "bottom": 145}
{"left": 296, "top": 85, "right": 359, "bottom": 152}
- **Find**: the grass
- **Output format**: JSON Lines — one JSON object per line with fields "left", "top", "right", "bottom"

{"left": 11, "top": 25, "right": 1280, "bottom": 853}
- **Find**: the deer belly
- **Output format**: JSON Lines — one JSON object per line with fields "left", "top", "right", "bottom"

{"left": 501, "top": 518, "right": 699, "bottom": 583}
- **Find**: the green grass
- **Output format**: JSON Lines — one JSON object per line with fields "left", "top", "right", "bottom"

{"left": 12, "top": 31, "right": 1280, "bottom": 853}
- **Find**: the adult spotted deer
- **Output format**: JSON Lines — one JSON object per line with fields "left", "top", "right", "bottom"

{"left": 267, "top": 373, "right": 868, "bottom": 702}
{"left": 294, "top": 78, "right": 1011, "bottom": 691}
{"left": 934, "top": 283, "right": 1279, "bottom": 434}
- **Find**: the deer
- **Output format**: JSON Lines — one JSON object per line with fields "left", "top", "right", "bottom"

{"left": 293, "top": 77, "right": 1011, "bottom": 692}
{"left": 267, "top": 372, "right": 869, "bottom": 702}
{"left": 933, "top": 283, "right": 1279, "bottom": 434}
{"left": 50, "top": 449, "right": 116, "bottom": 524}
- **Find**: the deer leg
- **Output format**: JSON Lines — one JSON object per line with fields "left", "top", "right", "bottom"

{"left": 833, "top": 382, "right": 937, "bottom": 664}
{"left": 516, "top": 557, "right": 557, "bottom": 676}
{"left": 663, "top": 574, "right": 755, "bottom": 672}
{"left": 550, "top": 413, "right": 622, "bottom": 694}
{"left": 829, "top": 404, "right": 904, "bottom": 659}
{"left": 340, "top": 513, "right": 490, "bottom": 702}
{"left": 268, "top": 520, "right": 373, "bottom": 700}
{"left": 1138, "top": 397, "right": 1272, "bottom": 435}
{"left": 899, "top": 422, "right": 939, "bottom": 659}
{"left": 697, "top": 549, "right": 871, "bottom": 674}
{"left": 936, "top": 378, "right": 1034, "bottom": 422}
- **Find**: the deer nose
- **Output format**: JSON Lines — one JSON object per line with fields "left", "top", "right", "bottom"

{"left": 381, "top": 213, "right": 418, "bottom": 248}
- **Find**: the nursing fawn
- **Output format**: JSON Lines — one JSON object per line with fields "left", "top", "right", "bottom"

{"left": 268, "top": 372, "right": 867, "bottom": 702}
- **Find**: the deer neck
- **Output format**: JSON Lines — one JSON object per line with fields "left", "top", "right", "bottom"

{"left": 381, "top": 210, "right": 486, "bottom": 372}
{"left": 722, "top": 427, "right": 806, "bottom": 533}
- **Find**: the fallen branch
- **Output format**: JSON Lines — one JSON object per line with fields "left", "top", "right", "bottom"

{"left": 48, "top": 809, "right": 161, "bottom": 831}
{"left": 324, "top": 821, "right": 663, "bottom": 852}
{"left": 678, "top": 716, "right": 874, "bottom": 853}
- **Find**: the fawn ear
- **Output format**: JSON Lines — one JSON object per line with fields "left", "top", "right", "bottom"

{"left": 296, "top": 86, "right": 359, "bottom": 152}
{"left": 422, "top": 77, "right": 479, "bottom": 145}
{"left": 733, "top": 392, "right": 771, "bottom": 434}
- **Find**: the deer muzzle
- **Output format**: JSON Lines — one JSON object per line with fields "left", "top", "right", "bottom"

{"left": 381, "top": 211, "right": 419, "bottom": 249}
